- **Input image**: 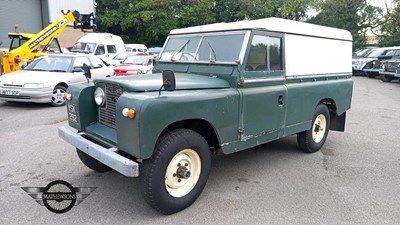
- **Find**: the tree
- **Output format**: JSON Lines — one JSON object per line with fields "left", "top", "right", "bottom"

{"left": 379, "top": 0, "right": 400, "bottom": 46}
{"left": 95, "top": 0, "right": 319, "bottom": 46}
{"left": 308, "top": 0, "right": 382, "bottom": 49}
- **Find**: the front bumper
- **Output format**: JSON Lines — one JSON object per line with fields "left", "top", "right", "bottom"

{"left": 58, "top": 126, "right": 139, "bottom": 177}
{"left": 0, "top": 86, "right": 52, "bottom": 103}
{"left": 379, "top": 71, "right": 396, "bottom": 77}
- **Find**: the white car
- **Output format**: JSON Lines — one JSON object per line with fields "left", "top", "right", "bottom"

{"left": 0, "top": 53, "right": 113, "bottom": 106}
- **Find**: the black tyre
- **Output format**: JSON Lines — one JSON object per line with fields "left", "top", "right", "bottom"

{"left": 76, "top": 149, "right": 112, "bottom": 172}
{"left": 50, "top": 85, "right": 67, "bottom": 107}
{"left": 367, "top": 73, "right": 376, "bottom": 78}
{"left": 380, "top": 74, "right": 393, "bottom": 82}
{"left": 141, "top": 129, "right": 211, "bottom": 215}
{"left": 297, "top": 104, "right": 330, "bottom": 153}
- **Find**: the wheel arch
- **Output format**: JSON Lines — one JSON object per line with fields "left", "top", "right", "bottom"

{"left": 55, "top": 82, "right": 68, "bottom": 89}
{"left": 319, "top": 98, "right": 346, "bottom": 131}
{"left": 159, "top": 119, "right": 221, "bottom": 153}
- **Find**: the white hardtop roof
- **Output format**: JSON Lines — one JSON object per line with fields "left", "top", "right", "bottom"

{"left": 170, "top": 17, "right": 352, "bottom": 41}
{"left": 79, "top": 32, "right": 120, "bottom": 40}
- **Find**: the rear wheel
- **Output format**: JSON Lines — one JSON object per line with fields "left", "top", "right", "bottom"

{"left": 297, "top": 104, "right": 331, "bottom": 153}
{"left": 50, "top": 85, "right": 67, "bottom": 107}
{"left": 141, "top": 129, "right": 211, "bottom": 215}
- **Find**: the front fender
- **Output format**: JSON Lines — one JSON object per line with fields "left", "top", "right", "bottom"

{"left": 115, "top": 88, "right": 240, "bottom": 159}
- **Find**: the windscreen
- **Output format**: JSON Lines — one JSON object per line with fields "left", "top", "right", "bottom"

{"left": 70, "top": 42, "right": 96, "bottom": 53}
{"left": 160, "top": 32, "right": 246, "bottom": 63}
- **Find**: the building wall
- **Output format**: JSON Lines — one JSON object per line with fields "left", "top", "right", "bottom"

{"left": 0, "top": 0, "right": 95, "bottom": 49}
{"left": 57, "top": 26, "right": 91, "bottom": 48}
{"left": 47, "top": 0, "right": 95, "bottom": 23}
{"left": 0, "top": 0, "right": 43, "bottom": 48}
{"left": 46, "top": 0, "right": 95, "bottom": 47}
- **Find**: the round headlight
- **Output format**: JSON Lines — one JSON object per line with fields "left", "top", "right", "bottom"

{"left": 94, "top": 87, "right": 105, "bottom": 106}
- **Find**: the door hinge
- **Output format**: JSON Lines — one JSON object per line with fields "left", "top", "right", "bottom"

{"left": 237, "top": 79, "right": 244, "bottom": 88}
{"left": 238, "top": 128, "right": 244, "bottom": 140}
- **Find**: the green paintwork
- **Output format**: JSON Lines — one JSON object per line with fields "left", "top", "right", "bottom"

{"left": 95, "top": 73, "right": 230, "bottom": 92}
{"left": 64, "top": 29, "right": 353, "bottom": 161}
{"left": 66, "top": 82, "right": 97, "bottom": 131}
{"left": 114, "top": 88, "right": 240, "bottom": 158}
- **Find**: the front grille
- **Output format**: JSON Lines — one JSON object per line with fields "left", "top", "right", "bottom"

{"left": 386, "top": 62, "right": 400, "bottom": 72}
{"left": 98, "top": 84, "right": 123, "bottom": 128}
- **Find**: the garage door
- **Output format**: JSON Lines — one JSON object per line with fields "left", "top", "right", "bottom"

{"left": 0, "top": 0, "right": 42, "bottom": 49}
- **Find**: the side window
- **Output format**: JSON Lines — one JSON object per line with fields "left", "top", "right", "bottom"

{"left": 73, "top": 57, "right": 92, "bottom": 70}
{"left": 107, "top": 45, "right": 116, "bottom": 54}
{"left": 269, "top": 37, "right": 282, "bottom": 70}
{"left": 95, "top": 45, "right": 106, "bottom": 55}
{"left": 89, "top": 56, "right": 104, "bottom": 69}
{"left": 245, "top": 35, "right": 282, "bottom": 71}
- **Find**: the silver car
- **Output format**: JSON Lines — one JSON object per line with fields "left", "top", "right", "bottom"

{"left": 0, "top": 53, "right": 113, "bottom": 106}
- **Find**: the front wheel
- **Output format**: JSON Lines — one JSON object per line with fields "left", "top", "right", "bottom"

{"left": 380, "top": 74, "right": 393, "bottom": 82}
{"left": 50, "top": 85, "right": 67, "bottom": 107}
{"left": 297, "top": 104, "right": 331, "bottom": 153}
{"left": 141, "top": 129, "right": 211, "bottom": 215}
{"left": 76, "top": 149, "right": 112, "bottom": 172}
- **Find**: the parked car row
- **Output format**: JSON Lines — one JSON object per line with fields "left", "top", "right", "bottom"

{"left": 0, "top": 51, "right": 157, "bottom": 107}
{"left": 0, "top": 53, "right": 114, "bottom": 106}
{"left": 352, "top": 46, "right": 400, "bottom": 83}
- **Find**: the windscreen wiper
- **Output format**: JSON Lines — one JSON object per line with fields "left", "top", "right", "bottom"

{"left": 49, "top": 69, "right": 67, "bottom": 72}
{"left": 171, "top": 40, "right": 190, "bottom": 61}
{"left": 208, "top": 42, "right": 217, "bottom": 62}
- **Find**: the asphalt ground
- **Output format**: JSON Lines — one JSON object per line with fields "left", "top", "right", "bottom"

{"left": 0, "top": 76, "right": 399, "bottom": 225}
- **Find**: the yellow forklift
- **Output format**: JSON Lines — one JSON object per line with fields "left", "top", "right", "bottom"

{"left": 1, "top": 10, "right": 95, "bottom": 75}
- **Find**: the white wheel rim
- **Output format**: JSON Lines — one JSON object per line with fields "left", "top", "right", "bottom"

{"left": 52, "top": 88, "right": 66, "bottom": 105}
{"left": 165, "top": 149, "right": 201, "bottom": 197}
{"left": 312, "top": 114, "right": 326, "bottom": 143}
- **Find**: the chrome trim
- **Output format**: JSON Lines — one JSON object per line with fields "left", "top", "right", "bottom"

{"left": 243, "top": 77, "right": 286, "bottom": 84}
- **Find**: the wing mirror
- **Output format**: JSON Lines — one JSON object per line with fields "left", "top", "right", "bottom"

{"left": 158, "top": 70, "right": 176, "bottom": 95}
{"left": 82, "top": 63, "right": 91, "bottom": 83}
{"left": 82, "top": 63, "right": 91, "bottom": 78}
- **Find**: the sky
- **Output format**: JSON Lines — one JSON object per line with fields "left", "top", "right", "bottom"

{"left": 368, "top": 0, "right": 394, "bottom": 10}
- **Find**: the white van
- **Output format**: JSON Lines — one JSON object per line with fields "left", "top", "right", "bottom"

{"left": 70, "top": 33, "right": 125, "bottom": 62}
{"left": 125, "top": 44, "right": 148, "bottom": 54}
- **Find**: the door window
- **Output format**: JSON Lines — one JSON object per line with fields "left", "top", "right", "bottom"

{"left": 95, "top": 45, "right": 106, "bottom": 55}
{"left": 245, "top": 35, "right": 282, "bottom": 71}
{"left": 107, "top": 45, "right": 117, "bottom": 54}
{"left": 73, "top": 57, "right": 92, "bottom": 70}
{"left": 89, "top": 56, "right": 104, "bottom": 69}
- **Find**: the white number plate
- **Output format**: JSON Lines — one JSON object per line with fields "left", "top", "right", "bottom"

{"left": 0, "top": 89, "right": 20, "bottom": 96}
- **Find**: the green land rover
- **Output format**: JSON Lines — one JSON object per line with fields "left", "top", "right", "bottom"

{"left": 59, "top": 17, "right": 353, "bottom": 214}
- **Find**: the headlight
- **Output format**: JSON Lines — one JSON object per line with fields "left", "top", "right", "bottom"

{"left": 0, "top": 81, "right": 3, "bottom": 87}
{"left": 352, "top": 61, "right": 362, "bottom": 65}
{"left": 94, "top": 87, "right": 106, "bottom": 106}
{"left": 23, "top": 83, "right": 44, "bottom": 88}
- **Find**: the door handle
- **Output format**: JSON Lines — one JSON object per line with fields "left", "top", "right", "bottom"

{"left": 278, "top": 95, "right": 284, "bottom": 105}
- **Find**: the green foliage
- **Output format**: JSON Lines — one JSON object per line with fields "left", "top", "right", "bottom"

{"left": 380, "top": 1, "right": 400, "bottom": 46}
{"left": 95, "top": 0, "right": 386, "bottom": 49}
{"left": 307, "top": 0, "right": 382, "bottom": 49}
{"left": 95, "top": 0, "right": 317, "bottom": 46}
